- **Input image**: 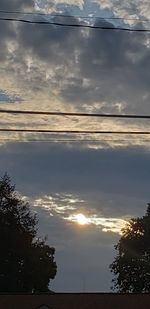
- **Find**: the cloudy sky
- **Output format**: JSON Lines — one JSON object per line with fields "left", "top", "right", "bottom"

{"left": 1, "top": 0, "right": 150, "bottom": 292}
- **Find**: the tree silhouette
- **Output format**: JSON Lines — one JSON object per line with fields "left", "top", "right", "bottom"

{"left": 0, "top": 174, "right": 57, "bottom": 293}
{"left": 110, "top": 204, "right": 150, "bottom": 292}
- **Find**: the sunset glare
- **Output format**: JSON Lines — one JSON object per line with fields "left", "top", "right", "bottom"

{"left": 75, "top": 213, "right": 89, "bottom": 225}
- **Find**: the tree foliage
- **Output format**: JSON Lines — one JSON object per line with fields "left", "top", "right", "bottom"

{"left": 0, "top": 174, "right": 57, "bottom": 293}
{"left": 110, "top": 204, "right": 150, "bottom": 293}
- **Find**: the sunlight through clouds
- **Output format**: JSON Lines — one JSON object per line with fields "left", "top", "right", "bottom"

{"left": 66, "top": 213, "right": 127, "bottom": 234}
{"left": 30, "top": 193, "right": 128, "bottom": 234}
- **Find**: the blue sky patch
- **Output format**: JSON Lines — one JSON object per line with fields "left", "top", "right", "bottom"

{"left": 0, "top": 91, "right": 22, "bottom": 103}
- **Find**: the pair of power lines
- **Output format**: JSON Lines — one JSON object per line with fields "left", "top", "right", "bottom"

{"left": 1, "top": 109, "right": 150, "bottom": 136}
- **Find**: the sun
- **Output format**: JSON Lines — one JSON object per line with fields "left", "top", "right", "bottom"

{"left": 75, "top": 213, "right": 88, "bottom": 225}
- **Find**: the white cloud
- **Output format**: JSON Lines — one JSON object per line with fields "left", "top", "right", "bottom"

{"left": 92, "top": 0, "right": 150, "bottom": 22}
{"left": 36, "top": 0, "right": 84, "bottom": 12}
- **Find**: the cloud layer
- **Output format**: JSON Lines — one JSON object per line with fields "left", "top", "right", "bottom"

{"left": 0, "top": 8, "right": 150, "bottom": 147}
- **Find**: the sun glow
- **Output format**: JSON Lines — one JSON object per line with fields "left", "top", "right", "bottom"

{"left": 75, "top": 213, "right": 89, "bottom": 225}
{"left": 66, "top": 212, "right": 127, "bottom": 233}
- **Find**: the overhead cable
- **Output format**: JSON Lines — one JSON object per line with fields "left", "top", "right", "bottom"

{"left": 1, "top": 109, "right": 150, "bottom": 119}
{"left": 1, "top": 129, "right": 150, "bottom": 134}
{"left": 0, "top": 17, "right": 149, "bottom": 32}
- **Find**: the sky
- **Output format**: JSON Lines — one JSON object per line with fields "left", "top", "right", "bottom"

{"left": 0, "top": 0, "right": 150, "bottom": 292}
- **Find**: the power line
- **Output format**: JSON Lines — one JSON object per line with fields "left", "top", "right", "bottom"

{"left": 0, "top": 9, "right": 149, "bottom": 23}
{"left": 1, "top": 129, "right": 150, "bottom": 134}
{"left": 0, "top": 17, "right": 149, "bottom": 32}
{"left": 1, "top": 109, "right": 150, "bottom": 119}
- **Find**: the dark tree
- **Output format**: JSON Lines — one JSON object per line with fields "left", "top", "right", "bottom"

{"left": 0, "top": 174, "right": 57, "bottom": 293}
{"left": 110, "top": 204, "right": 150, "bottom": 293}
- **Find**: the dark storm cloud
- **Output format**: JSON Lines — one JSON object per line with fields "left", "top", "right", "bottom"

{"left": 18, "top": 15, "right": 82, "bottom": 64}
{"left": 60, "top": 21, "right": 150, "bottom": 111}
{"left": 0, "top": 0, "right": 34, "bottom": 61}
{"left": 13, "top": 17, "right": 150, "bottom": 113}
{"left": 0, "top": 21, "right": 16, "bottom": 61}
{"left": 0, "top": 142, "right": 149, "bottom": 217}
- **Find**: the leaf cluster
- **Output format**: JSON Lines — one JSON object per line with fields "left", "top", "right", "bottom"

{"left": 110, "top": 204, "right": 150, "bottom": 292}
{"left": 0, "top": 174, "right": 57, "bottom": 292}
